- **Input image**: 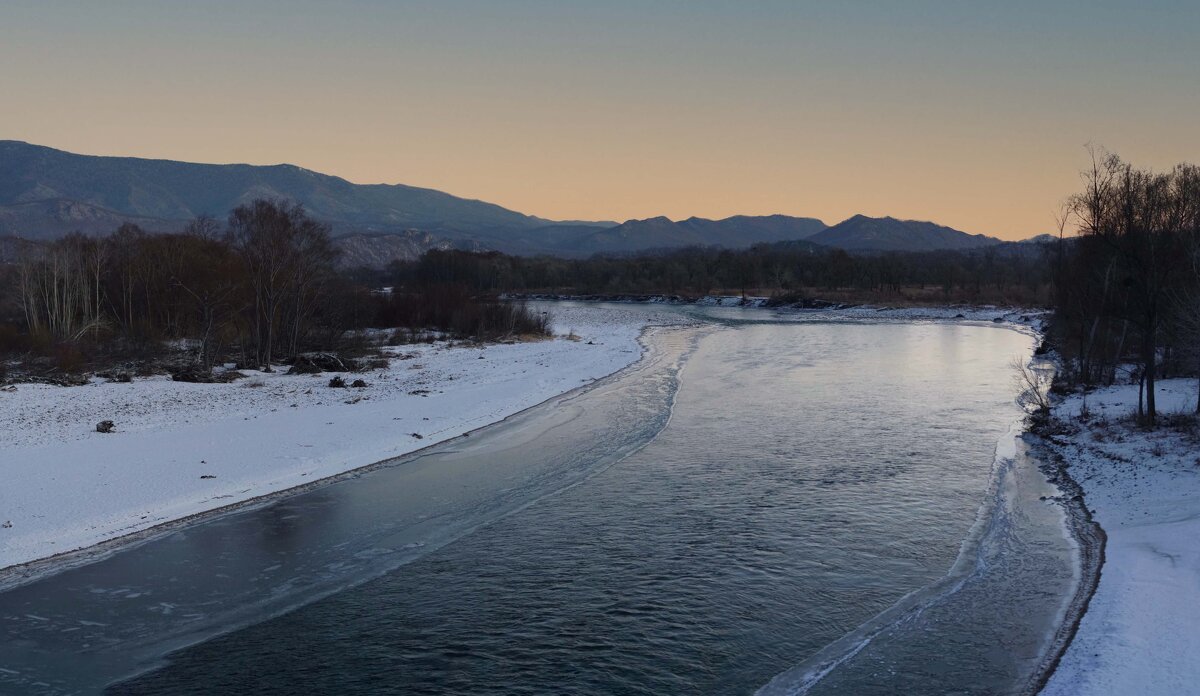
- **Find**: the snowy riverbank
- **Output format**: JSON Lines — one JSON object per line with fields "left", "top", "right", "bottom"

{"left": 0, "top": 305, "right": 688, "bottom": 575}
{"left": 1040, "top": 379, "right": 1200, "bottom": 696}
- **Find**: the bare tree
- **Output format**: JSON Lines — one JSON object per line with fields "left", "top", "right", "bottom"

{"left": 171, "top": 232, "right": 244, "bottom": 370}
{"left": 17, "top": 234, "right": 104, "bottom": 342}
{"left": 1012, "top": 357, "right": 1052, "bottom": 412}
{"left": 1068, "top": 151, "right": 1192, "bottom": 425}
{"left": 1174, "top": 166, "right": 1200, "bottom": 413}
{"left": 228, "top": 200, "right": 335, "bottom": 370}
{"left": 185, "top": 214, "right": 223, "bottom": 241}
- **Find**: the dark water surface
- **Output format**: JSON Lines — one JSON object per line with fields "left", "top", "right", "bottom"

{"left": 0, "top": 317, "right": 1073, "bottom": 695}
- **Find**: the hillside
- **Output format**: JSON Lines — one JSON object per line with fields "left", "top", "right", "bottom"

{"left": 807, "top": 214, "right": 1001, "bottom": 252}
{"left": 0, "top": 197, "right": 179, "bottom": 240}
{"left": 3, "top": 142, "right": 1007, "bottom": 263}
{"left": 0, "top": 142, "right": 840, "bottom": 263}
{"left": 548, "top": 215, "right": 828, "bottom": 256}
{"left": 331, "top": 231, "right": 458, "bottom": 269}
{"left": 0, "top": 140, "right": 546, "bottom": 239}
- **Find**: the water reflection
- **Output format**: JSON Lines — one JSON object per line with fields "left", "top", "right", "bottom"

{"left": 0, "top": 319, "right": 1064, "bottom": 696}
{"left": 109, "top": 322, "right": 1058, "bottom": 696}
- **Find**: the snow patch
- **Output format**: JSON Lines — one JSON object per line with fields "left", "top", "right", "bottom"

{"left": 1041, "top": 379, "right": 1200, "bottom": 696}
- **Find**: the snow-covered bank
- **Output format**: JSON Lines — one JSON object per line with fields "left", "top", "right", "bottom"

{"left": 1041, "top": 379, "right": 1200, "bottom": 696}
{"left": 0, "top": 305, "right": 688, "bottom": 574}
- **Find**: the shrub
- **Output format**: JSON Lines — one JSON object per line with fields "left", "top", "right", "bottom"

{"left": 361, "top": 357, "right": 389, "bottom": 371}
{"left": 1012, "top": 358, "right": 1052, "bottom": 412}
{"left": 54, "top": 344, "right": 86, "bottom": 374}
{"left": 375, "top": 285, "right": 550, "bottom": 341}
{"left": 0, "top": 324, "right": 29, "bottom": 353}
{"left": 388, "top": 328, "right": 436, "bottom": 345}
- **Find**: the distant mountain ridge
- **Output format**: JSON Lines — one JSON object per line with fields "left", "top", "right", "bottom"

{"left": 807, "top": 214, "right": 1001, "bottom": 252}
{"left": 0, "top": 140, "right": 546, "bottom": 239}
{"left": 0, "top": 141, "right": 1010, "bottom": 265}
{"left": 500, "top": 214, "right": 829, "bottom": 257}
{"left": 598, "top": 214, "right": 827, "bottom": 250}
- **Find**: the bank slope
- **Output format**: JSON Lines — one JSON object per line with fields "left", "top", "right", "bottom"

{"left": 1040, "top": 379, "right": 1200, "bottom": 696}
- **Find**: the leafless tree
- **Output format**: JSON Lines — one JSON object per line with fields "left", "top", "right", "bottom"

{"left": 228, "top": 200, "right": 336, "bottom": 370}
{"left": 1173, "top": 166, "right": 1200, "bottom": 413}
{"left": 1012, "top": 357, "right": 1052, "bottom": 412}
{"left": 17, "top": 234, "right": 104, "bottom": 342}
{"left": 171, "top": 232, "right": 244, "bottom": 370}
{"left": 1068, "top": 151, "right": 1192, "bottom": 425}
{"left": 184, "top": 214, "right": 223, "bottom": 241}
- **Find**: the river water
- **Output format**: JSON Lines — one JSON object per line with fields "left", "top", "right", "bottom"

{"left": 0, "top": 310, "right": 1076, "bottom": 695}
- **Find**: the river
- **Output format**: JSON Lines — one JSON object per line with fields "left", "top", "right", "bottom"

{"left": 0, "top": 308, "right": 1077, "bottom": 694}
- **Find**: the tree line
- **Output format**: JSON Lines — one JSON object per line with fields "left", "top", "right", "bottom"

{"left": 1050, "top": 150, "right": 1200, "bottom": 423}
{"left": 0, "top": 199, "right": 546, "bottom": 378}
{"left": 368, "top": 240, "right": 1054, "bottom": 306}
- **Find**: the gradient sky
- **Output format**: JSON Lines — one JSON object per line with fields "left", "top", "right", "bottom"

{"left": 2, "top": 1, "right": 1198, "bottom": 239}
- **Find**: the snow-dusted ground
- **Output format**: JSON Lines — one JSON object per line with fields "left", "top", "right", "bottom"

{"left": 1041, "top": 378, "right": 1200, "bottom": 696}
{"left": 0, "top": 305, "right": 690, "bottom": 572}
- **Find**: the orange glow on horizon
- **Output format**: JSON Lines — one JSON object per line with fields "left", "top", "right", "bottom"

{"left": 3, "top": 2, "right": 1198, "bottom": 241}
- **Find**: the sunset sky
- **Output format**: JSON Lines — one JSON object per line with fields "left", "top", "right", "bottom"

{"left": 3, "top": 1, "right": 1198, "bottom": 239}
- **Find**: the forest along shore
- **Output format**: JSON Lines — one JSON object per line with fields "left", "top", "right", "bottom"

{"left": 0, "top": 305, "right": 690, "bottom": 576}
{"left": 1039, "top": 379, "right": 1200, "bottom": 696}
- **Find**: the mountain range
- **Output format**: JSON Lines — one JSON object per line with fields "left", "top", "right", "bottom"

{"left": 807, "top": 214, "right": 1001, "bottom": 252}
{"left": 0, "top": 140, "right": 1011, "bottom": 265}
{"left": 0, "top": 140, "right": 544, "bottom": 237}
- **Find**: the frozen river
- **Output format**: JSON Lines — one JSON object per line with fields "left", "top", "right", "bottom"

{"left": 0, "top": 309, "right": 1076, "bottom": 694}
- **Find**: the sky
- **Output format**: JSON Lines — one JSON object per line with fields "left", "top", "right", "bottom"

{"left": 2, "top": 1, "right": 1198, "bottom": 239}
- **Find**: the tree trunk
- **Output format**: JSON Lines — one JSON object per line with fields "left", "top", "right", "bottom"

{"left": 1110, "top": 320, "right": 1128, "bottom": 386}
{"left": 1138, "top": 371, "right": 1145, "bottom": 421}
{"left": 1144, "top": 317, "right": 1157, "bottom": 426}
{"left": 263, "top": 301, "right": 275, "bottom": 373}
